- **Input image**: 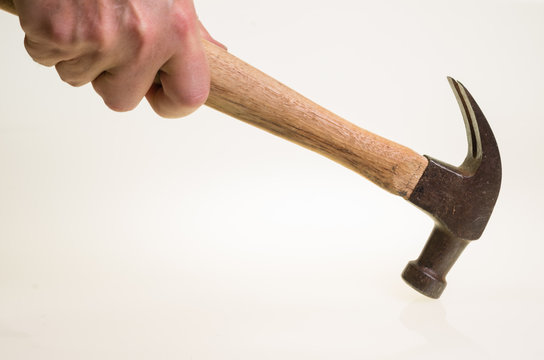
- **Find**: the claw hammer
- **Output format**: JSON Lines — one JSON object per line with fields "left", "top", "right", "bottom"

{"left": 1, "top": 1, "right": 502, "bottom": 298}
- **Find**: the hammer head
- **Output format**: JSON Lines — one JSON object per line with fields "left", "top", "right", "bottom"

{"left": 402, "top": 78, "right": 502, "bottom": 299}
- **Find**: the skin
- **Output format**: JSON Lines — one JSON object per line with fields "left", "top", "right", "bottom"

{"left": 12, "top": 0, "right": 225, "bottom": 118}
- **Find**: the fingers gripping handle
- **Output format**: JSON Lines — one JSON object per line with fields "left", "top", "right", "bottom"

{"left": 1, "top": 1, "right": 427, "bottom": 197}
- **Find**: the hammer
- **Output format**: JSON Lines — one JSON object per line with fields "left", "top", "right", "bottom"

{"left": 1, "top": 2, "right": 501, "bottom": 299}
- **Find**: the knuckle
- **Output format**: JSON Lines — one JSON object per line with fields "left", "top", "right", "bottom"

{"left": 18, "top": 5, "right": 77, "bottom": 47}
{"left": 92, "top": 20, "right": 117, "bottom": 54}
{"left": 23, "top": 37, "right": 47, "bottom": 62}
{"left": 57, "top": 72, "right": 86, "bottom": 87}
{"left": 94, "top": 88, "right": 139, "bottom": 112}
{"left": 25, "top": 50, "right": 45, "bottom": 65}
{"left": 122, "top": 9, "right": 152, "bottom": 53}
{"left": 173, "top": 85, "right": 210, "bottom": 109}
{"left": 104, "top": 98, "right": 138, "bottom": 112}
{"left": 92, "top": 75, "right": 141, "bottom": 112}
{"left": 24, "top": 38, "right": 39, "bottom": 56}
{"left": 68, "top": 80, "right": 86, "bottom": 87}
{"left": 24, "top": 16, "right": 74, "bottom": 47}
{"left": 170, "top": 6, "right": 197, "bottom": 38}
{"left": 55, "top": 61, "right": 86, "bottom": 87}
{"left": 18, "top": 12, "right": 44, "bottom": 36}
{"left": 48, "top": 21, "right": 74, "bottom": 46}
{"left": 30, "top": 56, "right": 56, "bottom": 67}
{"left": 24, "top": 38, "right": 62, "bottom": 67}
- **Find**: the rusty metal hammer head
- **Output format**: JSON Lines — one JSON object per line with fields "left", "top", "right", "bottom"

{"left": 402, "top": 77, "right": 502, "bottom": 299}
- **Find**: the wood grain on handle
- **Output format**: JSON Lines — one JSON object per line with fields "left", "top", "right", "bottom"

{"left": 204, "top": 41, "right": 427, "bottom": 197}
{"left": 1, "top": 0, "right": 428, "bottom": 198}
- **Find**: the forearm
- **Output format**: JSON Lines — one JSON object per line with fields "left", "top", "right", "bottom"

{"left": 0, "top": 0, "right": 16, "bottom": 14}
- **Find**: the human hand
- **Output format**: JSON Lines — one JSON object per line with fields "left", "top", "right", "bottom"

{"left": 13, "top": 0, "right": 225, "bottom": 118}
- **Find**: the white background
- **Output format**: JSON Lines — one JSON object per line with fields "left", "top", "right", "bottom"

{"left": 1, "top": 0, "right": 543, "bottom": 359}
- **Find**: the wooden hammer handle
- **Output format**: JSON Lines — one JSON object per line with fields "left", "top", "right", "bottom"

{"left": 204, "top": 42, "right": 427, "bottom": 197}
{"left": 1, "top": 0, "right": 427, "bottom": 197}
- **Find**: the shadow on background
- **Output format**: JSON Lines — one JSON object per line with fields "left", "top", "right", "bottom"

{"left": 381, "top": 299, "right": 488, "bottom": 360}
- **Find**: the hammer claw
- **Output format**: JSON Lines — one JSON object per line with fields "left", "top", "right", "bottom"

{"left": 449, "top": 77, "right": 481, "bottom": 162}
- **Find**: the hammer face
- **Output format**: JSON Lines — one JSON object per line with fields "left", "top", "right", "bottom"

{"left": 402, "top": 226, "right": 469, "bottom": 299}
{"left": 403, "top": 78, "right": 502, "bottom": 298}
